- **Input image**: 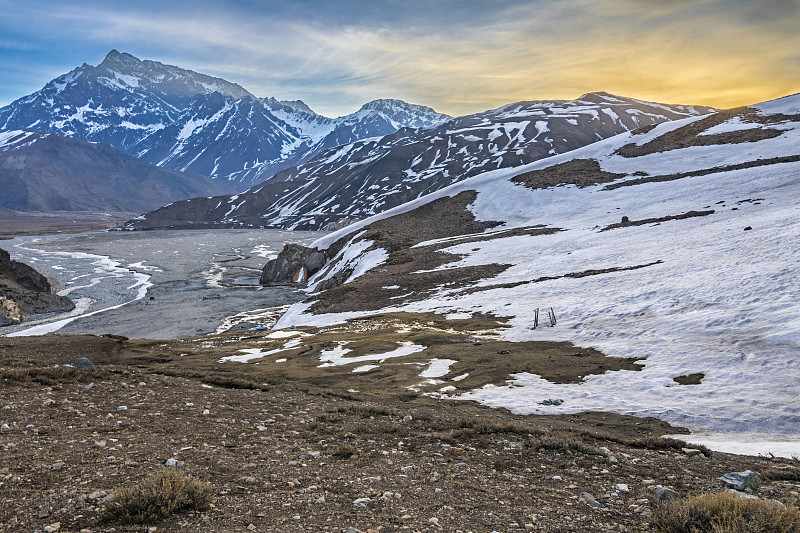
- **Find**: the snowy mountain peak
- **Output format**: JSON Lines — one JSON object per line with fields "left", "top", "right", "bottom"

{"left": 357, "top": 98, "right": 450, "bottom": 129}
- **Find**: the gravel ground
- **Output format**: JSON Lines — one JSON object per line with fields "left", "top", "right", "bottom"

{"left": 2, "top": 229, "right": 325, "bottom": 339}
{"left": 1, "top": 341, "right": 798, "bottom": 533}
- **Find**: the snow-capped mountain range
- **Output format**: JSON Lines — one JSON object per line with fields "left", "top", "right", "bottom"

{"left": 0, "top": 50, "right": 451, "bottom": 191}
{"left": 127, "top": 92, "right": 713, "bottom": 230}
{"left": 269, "top": 93, "right": 800, "bottom": 454}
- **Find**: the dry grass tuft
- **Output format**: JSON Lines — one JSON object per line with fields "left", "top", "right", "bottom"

{"left": 762, "top": 466, "right": 800, "bottom": 482}
{"left": 524, "top": 433, "right": 602, "bottom": 455}
{"left": 104, "top": 470, "right": 212, "bottom": 524}
{"left": 653, "top": 491, "right": 800, "bottom": 533}
{"left": 329, "top": 444, "right": 360, "bottom": 458}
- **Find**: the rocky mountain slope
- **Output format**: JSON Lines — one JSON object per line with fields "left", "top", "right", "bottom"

{"left": 0, "top": 129, "right": 232, "bottom": 213}
{"left": 0, "top": 247, "right": 74, "bottom": 324}
{"left": 0, "top": 51, "right": 450, "bottom": 192}
{"left": 262, "top": 93, "right": 800, "bottom": 453}
{"left": 135, "top": 96, "right": 449, "bottom": 191}
{"left": 0, "top": 50, "right": 253, "bottom": 152}
{"left": 125, "top": 92, "right": 714, "bottom": 230}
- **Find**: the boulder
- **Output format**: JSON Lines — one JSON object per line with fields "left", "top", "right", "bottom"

{"left": 0, "top": 297, "right": 25, "bottom": 326}
{"left": 654, "top": 486, "right": 680, "bottom": 501}
{"left": 73, "top": 357, "right": 95, "bottom": 370}
{"left": 720, "top": 470, "right": 761, "bottom": 491}
{"left": 259, "top": 244, "right": 327, "bottom": 285}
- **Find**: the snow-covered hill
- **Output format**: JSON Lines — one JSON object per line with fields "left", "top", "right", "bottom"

{"left": 270, "top": 93, "right": 800, "bottom": 454}
{"left": 0, "top": 51, "right": 451, "bottom": 192}
{"left": 126, "top": 92, "right": 713, "bottom": 230}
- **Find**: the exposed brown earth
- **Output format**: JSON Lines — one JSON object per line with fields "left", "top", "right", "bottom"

{"left": 511, "top": 159, "right": 624, "bottom": 190}
{"left": 614, "top": 108, "right": 793, "bottom": 159}
{"left": 602, "top": 154, "right": 800, "bottom": 191}
{"left": 600, "top": 211, "right": 715, "bottom": 232}
{"left": 1, "top": 331, "right": 798, "bottom": 533}
{"left": 0, "top": 211, "right": 136, "bottom": 239}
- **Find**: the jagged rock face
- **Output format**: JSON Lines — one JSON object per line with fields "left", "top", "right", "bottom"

{"left": 0, "top": 130, "right": 233, "bottom": 213}
{"left": 259, "top": 244, "right": 327, "bottom": 285}
{"left": 127, "top": 92, "right": 714, "bottom": 230}
{"left": 0, "top": 247, "right": 74, "bottom": 318}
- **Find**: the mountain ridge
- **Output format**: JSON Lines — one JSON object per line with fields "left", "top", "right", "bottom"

{"left": 125, "top": 91, "right": 714, "bottom": 230}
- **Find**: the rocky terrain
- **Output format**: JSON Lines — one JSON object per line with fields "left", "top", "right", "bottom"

{"left": 126, "top": 92, "right": 714, "bottom": 231}
{"left": 0, "top": 130, "right": 232, "bottom": 213}
{"left": 0, "top": 247, "right": 74, "bottom": 325}
{"left": 2, "top": 324, "right": 799, "bottom": 533}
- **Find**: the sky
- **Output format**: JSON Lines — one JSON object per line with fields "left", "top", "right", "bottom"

{"left": 0, "top": 0, "right": 798, "bottom": 117}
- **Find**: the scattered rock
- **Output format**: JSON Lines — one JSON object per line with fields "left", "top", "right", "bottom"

{"left": 44, "top": 523, "right": 60, "bottom": 533}
{"left": 580, "top": 492, "right": 605, "bottom": 509}
{"left": 164, "top": 458, "right": 178, "bottom": 467}
{"left": 654, "top": 486, "right": 680, "bottom": 501}
{"left": 721, "top": 470, "right": 761, "bottom": 491}
{"left": 539, "top": 399, "right": 564, "bottom": 406}
{"left": 352, "top": 497, "right": 372, "bottom": 509}
{"left": 73, "top": 357, "right": 94, "bottom": 369}
{"left": 615, "top": 483, "right": 630, "bottom": 493}
{"left": 682, "top": 447, "right": 705, "bottom": 457}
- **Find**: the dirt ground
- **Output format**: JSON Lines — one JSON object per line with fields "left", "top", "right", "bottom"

{"left": 1, "top": 330, "right": 799, "bottom": 533}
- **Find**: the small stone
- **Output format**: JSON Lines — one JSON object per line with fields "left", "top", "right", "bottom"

{"left": 682, "top": 448, "right": 704, "bottom": 458}
{"left": 116, "top": 406, "right": 127, "bottom": 411}
{"left": 52, "top": 461, "right": 64, "bottom": 471}
{"left": 94, "top": 440, "right": 107, "bottom": 449}
{"left": 721, "top": 470, "right": 761, "bottom": 491}
{"left": 579, "top": 492, "right": 606, "bottom": 509}
{"left": 1, "top": 405, "right": 11, "bottom": 410}
{"left": 43, "top": 398, "right": 56, "bottom": 406}
{"left": 380, "top": 491, "right": 394, "bottom": 500}
{"left": 615, "top": 483, "right": 630, "bottom": 493}
{"left": 352, "top": 497, "right": 372, "bottom": 509}
{"left": 44, "top": 523, "right": 61, "bottom": 533}
{"left": 315, "top": 497, "right": 325, "bottom": 504}
{"left": 0, "top": 423, "right": 8, "bottom": 430}
{"left": 401, "top": 465, "right": 413, "bottom": 472}
{"left": 73, "top": 357, "right": 94, "bottom": 369}
{"left": 552, "top": 475, "right": 563, "bottom": 481}
{"left": 38, "top": 507, "right": 50, "bottom": 518}
{"left": 654, "top": 486, "right": 680, "bottom": 501}
{"left": 608, "top": 456, "right": 619, "bottom": 464}
{"left": 247, "top": 524, "right": 256, "bottom": 531}
{"left": 148, "top": 527, "right": 157, "bottom": 533}
{"left": 402, "top": 415, "right": 413, "bottom": 422}
{"left": 434, "top": 488, "right": 443, "bottom": 493}
{"left": 202, "top": 409, "right": 210, "bottom": 415}
{"left": 345, "top": 528, "right": 362, "bottom": 533}
{"left": 164, "top": 458, "right": 178, "bottom": 467}
{"left": 428, "top": 517, "right": 442, "bottom": 528}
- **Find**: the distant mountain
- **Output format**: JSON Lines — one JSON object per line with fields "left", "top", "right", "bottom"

{"left": 0, "top": 51, "right": 451, "bottom": 192}
{"left": 0, "top": 129, "right": 232, "bottom": 213}
{"left": 0, "top": 50, "right": 253, "bottom": 152}
{"left": 126, "top": 92, "right": 714, "bottom": 230}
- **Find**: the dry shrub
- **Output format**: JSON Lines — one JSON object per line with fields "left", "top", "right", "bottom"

{"left": 329, "top": 444, "right": 360, "bottom": 458}
{"left": 653, "top": 491, "right": 800, "bottom": 533}
{"left": 453, "top": 418, "right": 533, "bottom": 437}
{"left": 762, "top": 466, "right": 800, "bottom": 482}
{"left": 595, "top": 433, "right": 713, "bottom": 458}
{"left": 104, "top": 470, "right": 212, "bottom": 524}
{"left": 524, "top": 433, "right": 602, "bottom": 455}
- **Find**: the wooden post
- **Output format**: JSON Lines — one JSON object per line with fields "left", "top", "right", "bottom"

{"left": 549, "top": 307, "right": 556, "bottom": 327}
{"left": 534, "top": 308, "right": 539, "bottom": 329}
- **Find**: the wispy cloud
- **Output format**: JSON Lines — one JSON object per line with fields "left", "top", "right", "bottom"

{"left": 0, "top": 0, "right": 797, "bottom": 115}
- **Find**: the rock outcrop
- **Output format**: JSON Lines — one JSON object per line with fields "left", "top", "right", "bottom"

{"left": 259, "top": 244, "right": 327, "bottom": 285}
{"left": 0, "top": 248, "right": 74, "bottom": 323}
